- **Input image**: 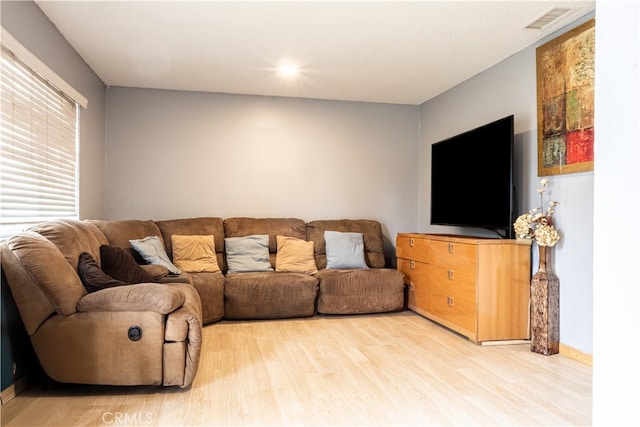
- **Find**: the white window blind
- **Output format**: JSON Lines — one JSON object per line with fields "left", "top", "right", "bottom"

{"left": 0, "top": 44, "right": 79, "bottom": 239}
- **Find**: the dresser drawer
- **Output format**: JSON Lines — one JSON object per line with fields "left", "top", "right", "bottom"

{"left": 397, "top": 235, "right": 477, "bottom": 269}
{"left": 427, "top": 240, "right": 477, "bottom": 270}
{"left": 425, "top": 287, "right": 476, "bottom": 334}
{"left": 396, "top": 235, "right": 430, "bottom": 263}
{"left": 398, "top": 258, "right": 429, "bottom": 310}
{"left": 425, "top": 264, "right": 476, "bottom": 302}
{"left": 397, "top": 257, "right": 426, "bottom": 284}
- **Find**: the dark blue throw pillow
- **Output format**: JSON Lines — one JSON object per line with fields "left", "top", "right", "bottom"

{"left": 77, "top": 252, "right": 127, "bottom": 293}
{"left": 99, "top": 245, "right": 155, "bottom": 284}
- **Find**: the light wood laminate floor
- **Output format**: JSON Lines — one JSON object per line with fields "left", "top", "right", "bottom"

{"left": 1, "top": 311, "right": 591, "bottom": 426}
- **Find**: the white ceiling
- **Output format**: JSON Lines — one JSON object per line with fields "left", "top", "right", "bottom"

{"left": 35, "top": 1, "right": 595, "bottom": 105}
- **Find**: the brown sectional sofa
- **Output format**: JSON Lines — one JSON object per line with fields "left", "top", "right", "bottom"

{"left": 1, "top": 216, "right": 405, "bottom": 388}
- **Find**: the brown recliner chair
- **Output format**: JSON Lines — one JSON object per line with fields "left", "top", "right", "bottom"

{"left": 0, "top": 220, "right": 202, "bottom": 388}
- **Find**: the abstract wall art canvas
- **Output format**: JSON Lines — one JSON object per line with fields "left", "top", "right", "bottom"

{"left": 536, "top": 19, "right": 595, "bottom": 176}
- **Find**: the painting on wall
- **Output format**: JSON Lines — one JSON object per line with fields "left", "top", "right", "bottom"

{"left": 536, "top": 18, "right": 595, "bottom": 176}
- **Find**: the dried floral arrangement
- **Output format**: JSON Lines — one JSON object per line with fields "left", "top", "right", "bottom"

{"left": 513, "top": 179, "right": 560, "bottom": 247}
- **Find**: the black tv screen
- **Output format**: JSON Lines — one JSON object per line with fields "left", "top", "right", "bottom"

{"left": 430, "top": 115, "right": 515, "bottom": 238}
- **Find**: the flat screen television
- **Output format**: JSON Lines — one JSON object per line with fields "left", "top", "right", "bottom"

{"left": 430, "top": 114, "right": 515, "bottom": 239}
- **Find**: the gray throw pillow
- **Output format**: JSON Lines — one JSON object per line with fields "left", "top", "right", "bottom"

{"left": 225, "top": 234, "right": 273, "bottom": 273}
{"left": 129, "top": 236, "right": 181, "bottom": 275}
{"left": 324, "top": 230, "right": 369, "bottom": 269}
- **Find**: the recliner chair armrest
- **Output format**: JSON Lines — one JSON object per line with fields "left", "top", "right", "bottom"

{"left": 77, "top": 283, "right": 186, "bottom": 314}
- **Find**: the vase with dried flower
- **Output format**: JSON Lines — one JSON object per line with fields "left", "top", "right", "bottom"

{"left": 513, "top": 179, "right": 560, "bottom": 355}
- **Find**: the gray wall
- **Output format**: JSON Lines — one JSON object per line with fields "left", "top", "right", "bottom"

{"left": 419, "top": 14, "right": 595, "bottom": 355}
{"left": 105, "top": 88, "right": 420, "bottom": 261}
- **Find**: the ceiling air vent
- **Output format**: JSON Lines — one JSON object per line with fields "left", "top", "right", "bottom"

{"left": 525, "top": 8, "right": 572, "bottom": 30}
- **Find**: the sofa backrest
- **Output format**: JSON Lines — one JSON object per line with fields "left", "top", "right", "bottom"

{"left": 29, "top": 219, "right": 109, "bottom": 271}
{"left": 306, "top": 219, "right": 387, "bottom": 269}
{"left": 223, "top": 217, "right": 306, "bottom": 268}
{"left": 155, "top": 217, "right": 226, "bottom": 271}
{"left": 89, "top": 219, "right": 164, "bottom": 263}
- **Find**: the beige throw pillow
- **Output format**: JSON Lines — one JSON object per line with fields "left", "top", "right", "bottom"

{"left": 275, "top": 235, "right": 318, "bottom": 274}
{"left": 171, "top": 235, "right": 221, "bottom": 273}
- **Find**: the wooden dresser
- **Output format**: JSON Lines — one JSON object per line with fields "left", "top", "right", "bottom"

{"left": 396, "top": 233, "right": 531, "bottom": 343}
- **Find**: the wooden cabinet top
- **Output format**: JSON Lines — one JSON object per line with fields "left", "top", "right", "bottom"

{"left": 397, "top": 233, "right": 532, "bottom": 247}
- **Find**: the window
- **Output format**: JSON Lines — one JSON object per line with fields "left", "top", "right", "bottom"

{"left": 0, "top": 29, "right": 87, "bottom": 240}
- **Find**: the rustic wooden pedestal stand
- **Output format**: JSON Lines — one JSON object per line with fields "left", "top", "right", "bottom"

{"left": 530, "top": 245, "right": 559, "bottom": 355}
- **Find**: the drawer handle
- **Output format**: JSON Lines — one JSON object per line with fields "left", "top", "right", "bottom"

{"left": 448, "top": 243, "right": 454, "bottom": 253}
{"left": 409, "top": 238, "right": 414, "bottom": 247}
{"left": 447, "top": 296, "right": 454, "bottom": 307}
{"left": 447, "top": 269, "right": 454, "bottom": 280}
{"left": 410, "top": 260, "right": 415, "bottom": 269}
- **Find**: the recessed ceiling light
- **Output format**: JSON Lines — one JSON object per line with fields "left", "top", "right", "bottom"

{"left": 278, "top": 61, "right": 299, "bottom": 77}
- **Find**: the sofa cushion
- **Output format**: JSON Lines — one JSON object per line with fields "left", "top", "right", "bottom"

{"left": 171, "top": 235, "right": 221, "bottom": 273}
{"left": 275, "top": 235, "right": 318, "bottom": 274}
{"left": 225, "top": 235, "right": 273, "bottom": 273}
{"left": 77, "top": 283, "right": 186, "bottom": 314}
{"left": 180, "top": 271, "right": 225, "bottom": 324}
{"left": 140, "top": 264, "right": 170, "bottom": 281}
{"left": 100, "top": 245, "right": 156, "bottom": 284}
{"left": 315, "top": 268, "right": 405, "bottom": 314}
{"left": 130, "top": 236, "right": 181, "bottom": 274}
{"left": 224, "top": 272, "right": 318, "bottom": 319}
{"left": 324, "top": 231, "right": 369, "bottom": 269}
{"left": 78, "top": 252, "right": 127, "bottom": 293}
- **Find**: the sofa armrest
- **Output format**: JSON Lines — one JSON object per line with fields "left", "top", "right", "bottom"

{"left": 77, "top": 283, "right": 186, "bottom": 314}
